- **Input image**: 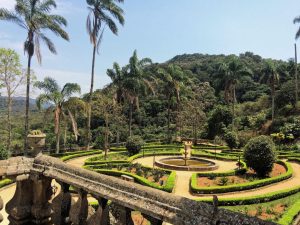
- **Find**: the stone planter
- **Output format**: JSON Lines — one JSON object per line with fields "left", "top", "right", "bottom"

{"left": 27, "top": 133, "right": 46, "bottom": 156}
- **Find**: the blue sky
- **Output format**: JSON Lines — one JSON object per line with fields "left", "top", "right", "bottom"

{"left": 0, "top": 0, "right": 300, "bottom": 97}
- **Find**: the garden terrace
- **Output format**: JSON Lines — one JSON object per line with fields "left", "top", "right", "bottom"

{"left": 0, "top": 154, "right": 275, "bottom": 225}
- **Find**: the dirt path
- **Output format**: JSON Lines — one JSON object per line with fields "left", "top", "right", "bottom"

{"left": 0, "top": 154, "right": 100, "bottom": 224}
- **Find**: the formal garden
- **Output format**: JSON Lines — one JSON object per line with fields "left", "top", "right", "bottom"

{"left": 1, "top": 0, "right": 300, "bottom": 224}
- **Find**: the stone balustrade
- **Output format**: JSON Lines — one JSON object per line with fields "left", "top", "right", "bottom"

{"left": 0, "top": 154, "right": 276, "bottom": 225}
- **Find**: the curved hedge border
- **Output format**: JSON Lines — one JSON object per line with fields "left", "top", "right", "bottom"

{"left": 196, "top": 185, "right": 300, "bottom": 206}
{"left": 127, "top": 151, "right": 182, "bottom": 162}
{"left": 191, "top": 150, "right": 239, "bottom": 161}
{"left": 60, "top": 150, "right": 102, "bottom": 162}
{"left": 278, "top": 198, "right": 300, "bottom": 225}
{"left": 90, "top": 169, "right": 176, "bottom": 193}
{"left": 191, "top": 161, "right": 247, "bottom": 178}
{"left": 191, "top": 161, "right": 293, "bottom": 194}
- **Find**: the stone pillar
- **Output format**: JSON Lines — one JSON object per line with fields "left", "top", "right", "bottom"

{"left": 87, "top": 196, "right": 109, "bottom": 225}
{"left": 72, "top": 189, "right": 88, "bottom": 225}
{"left": 30, "top": 176, "right": 53, "bottom": 224}
{"left": 0, "top": 195, "right": 3, "bottom": 223}
{"left": 142, "top": 214, "right": 163, "bottom": 225}
{"left": 109, "top": 203, "right": 134, "bottom": 225}
{"left": 51, "top": 182, "right": 72, "bottom": 225}
{"left": 6, "top": 177, "right": 33, "bottom": 225}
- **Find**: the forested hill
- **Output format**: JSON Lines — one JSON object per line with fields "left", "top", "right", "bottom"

{"left": 160, "top": 52, "right": 295, "bottom": 103}
{"left": 0, "top": 97, "right": 37, "bottom": 114}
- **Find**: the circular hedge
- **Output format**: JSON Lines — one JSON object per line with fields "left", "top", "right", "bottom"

{"left": 243, "top": 135, "right": 276, "bottom": 177}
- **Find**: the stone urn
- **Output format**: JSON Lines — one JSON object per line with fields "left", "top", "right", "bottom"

{"left": 27, "top": 130, "right": 46, "bottom": 156}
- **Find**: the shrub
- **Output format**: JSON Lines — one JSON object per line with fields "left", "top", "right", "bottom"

{"left": 218, "top": 177, "right": 229, "bottom": 186}
{"left": 125, "top": 135, "right": 144, "bottom": 156}
{"left": 243, "top": 135, "right": 276, "bottom": 177}
{"left": 223, "top": 131, "right": 239, "bottom": 150}
{"left": 0, "top": 144, "right": 9, "bottom": 160}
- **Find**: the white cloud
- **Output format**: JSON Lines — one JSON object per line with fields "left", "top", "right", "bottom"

{"left": 0, "top": 0, "right": 16, "bottom": 10}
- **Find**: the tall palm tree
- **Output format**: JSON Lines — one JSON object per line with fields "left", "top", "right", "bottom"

{"left": 122, "top": 50, "right": 153, "bottom": 136}
{"left": 35, "top": 77, "right": 81, "bottom": 153}
{"left": 157, "top": 65, "right": 185, "bottom": 143}
{"left": 107, "top": 62, "right": 125, "bottom": 104}
{"left": 86, "top": 0, "right": 125, "bottom": 150}
{"left": 218, "top": 56, "right": 251, "bottom": 128}
{"left": 260, "top": 60, "right": 280, "bottom": 122}
{"left": 0, "top": 0, "right": 69, "bottom": 155}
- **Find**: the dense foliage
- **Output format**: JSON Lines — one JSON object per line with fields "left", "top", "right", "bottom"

{"left": 126, "top": 135, "right": 144, "bottom": 156}
{"left": 243, "top": 136, "right": 276, "bottom": 177}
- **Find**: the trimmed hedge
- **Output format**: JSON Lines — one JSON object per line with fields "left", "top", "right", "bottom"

{"left": 278, "top": 199, "right": 300, "bottom": 225}
{"left": 60, "top": 150, "right": 102, "bottom": 162}
{"left": 127, "top": 151, "right": 182, "bottom": 162}
{"left": 191, "top": 150, "right": 239, "bottom": 161}
{"left": 90, "top": 169, "right": 176, "bottom": 193}
{"left": 0, "top": 178, "right": 13, "bottom": 188}
{"left": 191, "top": 161, "right": 293, "bottom": 194}
{"left": 84, "top": 160, "right": 128, "bottom": 166}
{"left": 191, "top": 161, "right": 247, "bottom": 178}
{"left": 197, "top": 185, "right": 300, "bottom": 206}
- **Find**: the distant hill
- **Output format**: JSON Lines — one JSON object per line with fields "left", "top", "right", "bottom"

{"left": 0, "top": 96, "right": 37, "bottom": 114}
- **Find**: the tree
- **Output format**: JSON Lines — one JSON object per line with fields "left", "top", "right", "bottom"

{"left": 157, "top": 64, "right": 185, "bottom": 142}
{"left": 206, "top": 105, "right": 233, "bottom": 139}
{"left": 86, "top": 0, "right": 125, "bottom": 150}
{"left": 243, "top": 135, "right": 276, "bottom": 177}
{"left": 35, "top": 77, "right": 81, "bottom": 153}
{"left": 217, "top": 56, "right": 251, "bottom": 128}
{"left": 260, "top": 60, "right": 279, "bottom": 122}
{"left": 0, "top": 0, "right": 69, "bottom": 155}
{"left": 293, "top": 15, "right": 300, "bottom": 40}
{"left": 0, "top": 48, "right": 25, "bottom": 152}
{"left": 91, "top": 90, "right": 123, "bottom": 159}
{"left": 121, "top": 50, "right": 153, "bottom": 136}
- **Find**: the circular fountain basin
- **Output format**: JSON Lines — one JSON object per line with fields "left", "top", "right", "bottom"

{"left": 155, "top": 157, "right": 219, "bottom": 171}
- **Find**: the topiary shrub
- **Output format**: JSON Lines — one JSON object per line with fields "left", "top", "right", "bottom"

{"left": 126, "top": 135, "right": 144, "bottom": 156}
{"left": 224, "top": 131, "right": 239, "bottom": 150}
{"left": 243, "top": 135, "right": 276, "bottom": 177}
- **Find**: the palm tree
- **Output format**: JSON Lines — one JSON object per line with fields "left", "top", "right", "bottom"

{"left": 107, "top": 62, "right": 125, "bottom": 104}
{"left": 35, "top": 77, "right": 81, "bottom": 153}
{"left": 293, "top": 15, "right": 300, "bottom": 40}
{"left": 122, "top": 50, "right": 153, "bottom": 136}
{"left": 86, "top": 0, "right": 125, "bottom": 150}
{"left": 218, "top": 56, "right": 251, "bottom": 128}
{"left": 260, "top": 60, "right": 280, "bottom": 122}
{"left": 0, "top": 0, "right": 69, "bottom": 155}
{"left": 157, "top": 65, "right": 185, "bottom": 143}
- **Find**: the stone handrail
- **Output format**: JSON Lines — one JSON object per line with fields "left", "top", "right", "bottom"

{"left": 0, "top": 155, "right": 276, "bottom": 225}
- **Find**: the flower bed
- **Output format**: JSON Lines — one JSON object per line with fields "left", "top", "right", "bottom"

{"left": 191, "top": 161, "right": 292, "bottom": 194}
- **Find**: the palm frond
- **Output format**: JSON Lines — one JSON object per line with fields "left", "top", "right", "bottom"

{"left": 61, "top": 83, "right": 81, "bottom": 99}
{"left": 35, "top": 77, "right": 60, "bottom": 93}
{"left": 36, "top": 93, "right": 52, "bottom": 110}
{"left": 40, "top": 33, "right": 57, "bottom": 54}
{"left": 0, "top": 8, "right": 26, "bottom": 29}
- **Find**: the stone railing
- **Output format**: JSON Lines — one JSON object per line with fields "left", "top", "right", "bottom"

{"left": 0, "top": 154, "right": 276, "bottom": 225}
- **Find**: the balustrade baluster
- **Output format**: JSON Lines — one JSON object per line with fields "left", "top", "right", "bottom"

{"left": 87, "top": 196, "right": 108, "bottom": 225}
{"left": 109, "top": 203, "right": 134, "bottom": 225}
{"left": 142, "top": 213, "right": 163, "bottom": 225}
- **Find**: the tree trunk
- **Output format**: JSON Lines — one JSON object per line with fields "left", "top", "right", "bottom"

{"left": 55, "top": 107, "right": 62, "bottom": 154}
{"left": 129, "top": 102, "right": 133, "bottom": 137}
{"left": 104, "top": 116, "right": 109, "bottom": 160}
{"left": 271, "top": 84, "right": 275, "bottom": 122}
{"left": 232, "top": 86, "right": 236, "bottom": 130}
{"left": 24, "top": 54, "right": 32, "bottom": 156}
{"left": 295, "top": 43, "right": 298, "bottom": 105}
{"left": 87, "top": 45, "right": 97, "bottom": 150}
{"left": 7, "top": 92, "right": 12, "bottom": 152}
{"left": 167, "top": 96, "right": 171, "bottom": 143}
{"left": 64, "top": 124, "right": 67, "bottom": 151}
